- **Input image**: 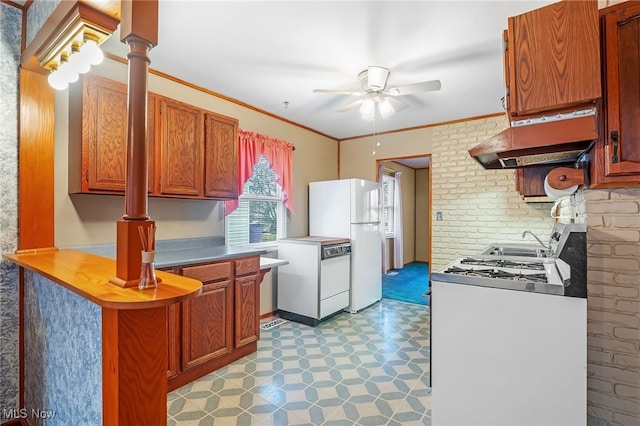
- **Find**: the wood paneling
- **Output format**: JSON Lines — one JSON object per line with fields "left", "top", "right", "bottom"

{"left": 18, "top": 69, "right": 55, "bottom": 250}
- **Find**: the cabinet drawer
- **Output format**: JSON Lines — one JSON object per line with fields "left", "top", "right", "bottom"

{"left": 182, "top": 262, "right": 231, "bottom": 283}
{"left": 235, "top": 257, "right": 259, "bottom": 276}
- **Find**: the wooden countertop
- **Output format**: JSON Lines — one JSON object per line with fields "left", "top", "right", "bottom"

{"left": 3, "top": 248, "right": 202, "bottom": 310}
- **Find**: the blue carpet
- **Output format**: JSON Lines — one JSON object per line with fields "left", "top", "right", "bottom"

{"left": 382, "top": 261, "right": 430, "bottom": 306}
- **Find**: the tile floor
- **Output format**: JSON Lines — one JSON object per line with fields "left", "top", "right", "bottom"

{"left": 167, "top": 299, "right": 431, "bottom": 425}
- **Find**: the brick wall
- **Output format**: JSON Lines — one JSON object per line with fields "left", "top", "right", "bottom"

{"left": 431, "top": 115, "right": 555, "bottom": 269}
{"left": 574, "top": 188, "right": 640, "bottom": 425}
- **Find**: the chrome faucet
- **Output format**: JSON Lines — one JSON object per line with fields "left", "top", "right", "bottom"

{"left": 522, "top": 230, "right": 553, "bottom": 253}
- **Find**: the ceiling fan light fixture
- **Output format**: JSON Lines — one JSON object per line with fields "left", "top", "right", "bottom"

{"left": 379, "top": 98, "right": 395, "bottom": 118}
{"left": 360, "top": 97, "right": 375, "bottom": 121}
{"left": 367, "top": 66, "right": 390, "bottom": 91}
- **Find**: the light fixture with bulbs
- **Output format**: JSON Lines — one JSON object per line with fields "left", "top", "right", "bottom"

{"left": 359, "top": 93, "right": 402, "bottom": 121}
{"left": 35, "top": 3, "right": 119, "bottom": 90}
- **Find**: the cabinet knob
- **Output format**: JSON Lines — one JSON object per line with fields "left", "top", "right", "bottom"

{"left": 611, "top": 130, "right": 619, "bottom": 164}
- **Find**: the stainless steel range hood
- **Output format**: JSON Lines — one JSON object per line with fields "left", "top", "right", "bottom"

{"left": 469, "top": 109, "right": 598, "bottom": 169}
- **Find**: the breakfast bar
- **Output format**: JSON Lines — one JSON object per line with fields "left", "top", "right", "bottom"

{"left": 4, "top": 248, "right": 202, "bottom": 425}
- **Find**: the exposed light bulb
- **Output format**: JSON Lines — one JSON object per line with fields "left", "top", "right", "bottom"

{"left": 68, "top": 44, "right": 91, "bottom": 74}
{"left": 48, "top": 67, "right": 68, "bottom": 91}
{"left": 57, "top": 59, "right": 79, "bottom": 84}
{"left": 80, "top": 39, "right": 104, "bottom": 65}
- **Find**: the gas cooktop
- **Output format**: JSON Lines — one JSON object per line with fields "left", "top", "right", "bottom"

{"left": 431, "top": 223, "right": 587, "bottom": 297}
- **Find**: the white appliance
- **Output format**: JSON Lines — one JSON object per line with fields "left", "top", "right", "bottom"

{"left": 430, "top": 223, "right": 587, "bottom": 426}
{"left": 309, "top": 178, "right": 382, "bottom": 313}
{"left": 277, "top": 237, "right": 351, "bottom": 326}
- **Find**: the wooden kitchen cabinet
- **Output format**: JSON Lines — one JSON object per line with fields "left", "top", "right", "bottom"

{"left": 590, "top": 1, "right": 640, "bottom": 187}
{"left": 504, "top": 0, "right": 600, "bottom": 120}
{"left": 234, "top": 257, "right": 260, "bottom": 347}
{"left": 514, "top": 165, "right": 560, "bottom": 199}
{"left": 204, "top": 112, "right": 239, "bottom": 199}
{"left": 69, "top": 75, "right": 155, "bottom": 194}
{"left": 156, "top": 97, "right": 240, "bottom": 199}
{"left": 167, "top": 255, "right": 261, "bottom": 391}
{"left": 70, "top": 75, "right": 239, "bottom": 200}
{"left": 157, "top": 97, "right": 205, "bottom": 197}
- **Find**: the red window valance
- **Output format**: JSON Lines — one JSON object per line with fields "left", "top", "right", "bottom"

{"left": 225, "top": 130, "right": 295, "bottom": 215}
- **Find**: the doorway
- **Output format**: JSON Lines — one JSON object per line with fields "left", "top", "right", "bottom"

{"left": 376, "top": 155, "right": 431, "bottom": 305}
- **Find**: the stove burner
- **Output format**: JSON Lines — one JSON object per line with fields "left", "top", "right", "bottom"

{"left": 443, "top": 265, "right": 548, "bottom": 284}
{"left": 460, "top": 257, "right": 545, "bottom": 271}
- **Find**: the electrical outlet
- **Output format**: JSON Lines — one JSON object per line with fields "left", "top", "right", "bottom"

{"left": 436, "top": 211, "right": 443, "bottom": 221}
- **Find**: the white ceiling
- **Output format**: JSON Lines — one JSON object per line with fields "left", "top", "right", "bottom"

{"left": 100, "top": 0, "right": 555, "bottom": 141}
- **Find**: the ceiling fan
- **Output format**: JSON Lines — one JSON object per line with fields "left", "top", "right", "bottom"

{"left": 313, "top": 66, "right": 441, "bottom": 121}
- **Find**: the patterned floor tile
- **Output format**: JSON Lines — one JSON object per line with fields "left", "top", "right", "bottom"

{"left": 168, "top": 299, "right": 431, "bottom": 425}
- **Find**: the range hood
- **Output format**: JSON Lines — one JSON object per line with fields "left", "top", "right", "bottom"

{"left": 469, "top": 109, "right": 598, "bottom": 169}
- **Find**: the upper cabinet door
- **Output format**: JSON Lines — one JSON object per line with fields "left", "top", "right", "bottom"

{"left": 505, "top": 0, "right": 601, "bottom": 119}
{"left": 158, "top": 97, "right": 204, "bottom": 197}
{"left": 603, "top": 1, "right": 640, "bottom": 177}
{"left": 204, "top": 113, "right": 238, "bottom": 199}
{"left": 84, "top": 76, "right": 129, "bottom": 192}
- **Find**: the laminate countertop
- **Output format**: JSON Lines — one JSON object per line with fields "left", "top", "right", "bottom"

{"left": 155, "top": 245, "right": 268, "bottom": 269}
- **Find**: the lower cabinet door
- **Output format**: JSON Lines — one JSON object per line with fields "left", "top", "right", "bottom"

{"left": 181, "top": 280, "right": 233, "bottom": 370}
{"left": 235, "top": 275, "right": 259, "bottom": 348}
{"left": 167, "top": 303, "right": 181, "bottom": 379}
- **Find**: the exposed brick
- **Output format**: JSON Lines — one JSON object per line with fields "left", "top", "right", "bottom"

{"left": 589, "top": 311, "right": 640, "bottom": 328}
{"left": 589, "top": 377, "right": 615, "bottom": 393}
{"left": 588, "top": 284, "right": 639, "bottom": 299}
{"left": 585, "top": 201, "right": 639, "bottom": 215}
{"left": 590, "top": 296, "right": 617, "bottom": 310}
{"left": 613, "top": 353, "right": 640, "bottom": 369}
{"left": 587, "top": 406, "right": 614, "bottom": 424}
{"left": 613, "top": 244, "right": 640, "bottom": 257}
{"left": 615, "top": 299, "right": 640, "bottom": 313}
{"left": 588, "top": 348, "right": 614, "bottom": 364}
{"left": 588, "top": 269, "right": 616, "bottom": 285}
{"left": 583, "top": 190, "right": 613, "bottom": 201}
{"left": 611, "top": 215, "right": 640, "bottom": 228}
{"left": 588, "top": 229, "right": 640, "bottom": 243}
{"left": 589, "top": 256, "right": 640, "bottom": 272}
{"left": 588, "top": 390, "right": 640, "bottom": 414}
{"left": 589, "top": 336, "right": 638, "bottom": 354}
{"left": 614, "top": 273, "right": 640, "bottom": 286}
{"left": 589, "top": 244, "right": 613, "bottom": 256}
{"left": 613, "top": 383, "right": 640, "bottom": 400}
{"left": 590, "top": 364, "right": 640, "bottom": 386}
{"left": 613, "top": 412, "right": 640, "bottom": 425}
{"left": 613, "top": 327, "right": 640, "bottom": 341}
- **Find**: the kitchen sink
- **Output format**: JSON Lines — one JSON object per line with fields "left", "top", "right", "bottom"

{"left": 480, "top": 244, "right": 553, "bottom": 258}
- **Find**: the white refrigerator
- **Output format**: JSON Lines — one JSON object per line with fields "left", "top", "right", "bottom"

{"left": 309, "top": 178, "right": 382, "bottom": 313}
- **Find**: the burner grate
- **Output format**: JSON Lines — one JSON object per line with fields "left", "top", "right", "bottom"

{"left": 460, "top": 257, "right": 545, "bottom": 271}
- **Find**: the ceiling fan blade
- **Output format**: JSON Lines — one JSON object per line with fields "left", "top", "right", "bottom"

{"left": 384, "top": 96, "right": 409, "bottom": 112}
{"left": 313, "top": 88, "right": 363, "bottom": 96}
{"left": 387, "top": 79, "right": 442, "bottom": 96}
{"left": 337, "top": 98, "right": 365, "bottom": 113}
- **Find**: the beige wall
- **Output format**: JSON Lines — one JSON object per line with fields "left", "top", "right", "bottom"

{"left": 339, "top": 128, "right": 434, "bottom": 181}
{"left": 415, "top": 168, "right": 430, "bottom": 263}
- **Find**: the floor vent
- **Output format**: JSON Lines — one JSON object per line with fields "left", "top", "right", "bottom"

{"left": 260, "top": 318, "right": 288, "bottom": 331}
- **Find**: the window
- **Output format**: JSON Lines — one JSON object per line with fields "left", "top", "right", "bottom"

{"left": 225, "top": 155, "right": 287, "bottom": 245}
{"left": 382, "top": 174, "right": 396, "bottom": 237}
